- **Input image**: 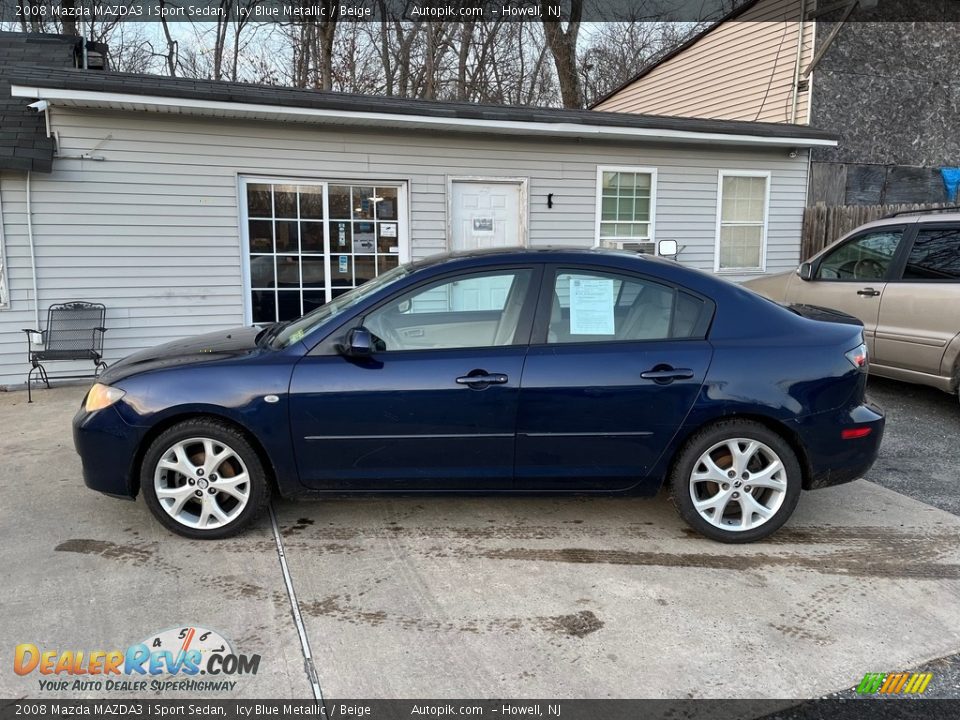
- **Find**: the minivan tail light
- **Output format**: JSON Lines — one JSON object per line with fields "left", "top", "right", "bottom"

{"left": 845, "top": 342, "right": 868, "bottom": 370}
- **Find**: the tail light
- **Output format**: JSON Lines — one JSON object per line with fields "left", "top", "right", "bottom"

{"left": 845, "top": 342, "right": 868, "bottom": 371}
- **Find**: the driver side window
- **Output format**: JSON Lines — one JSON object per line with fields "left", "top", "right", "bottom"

{"left": 816, "top": 230, "right": 903, "bottom": 281}
{"left": 362, "top": 269, "right": 533, "bottom": 351}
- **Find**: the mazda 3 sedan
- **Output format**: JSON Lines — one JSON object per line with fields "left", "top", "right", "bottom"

{"left": 73, "top": 248, "right": 884, "bottom": 542}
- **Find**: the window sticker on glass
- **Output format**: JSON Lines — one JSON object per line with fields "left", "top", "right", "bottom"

{"left": 380, "top": 223, "right": 398, "bottom": 238}
{"left": 569, "top": 276, "right": 615, "bottom": 335}
{"left": 339, "top": 255, "right": 349, "bottom": 273}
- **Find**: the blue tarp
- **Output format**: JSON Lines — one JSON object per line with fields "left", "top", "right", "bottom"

{"left": 941, "top": 168, "right": 960, "bottom": 201}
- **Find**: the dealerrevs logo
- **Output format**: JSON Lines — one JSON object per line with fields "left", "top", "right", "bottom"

{"left": 14, "top": 626, "right": 260, "bottom": 693}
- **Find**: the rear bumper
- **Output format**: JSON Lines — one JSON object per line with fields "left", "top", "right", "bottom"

{"left": 72, "top": 403, "right": 143, "bottom": 499}
{"left": 788, "top": 401, "right": 885, "bottom": 490}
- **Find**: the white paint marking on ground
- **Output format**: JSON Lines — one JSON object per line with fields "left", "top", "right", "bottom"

{"left": 270, "top": 502, "right": 324, "bottom": 701}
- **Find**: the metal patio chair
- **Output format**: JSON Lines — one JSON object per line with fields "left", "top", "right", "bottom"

{"left": 23, "top": 301, "right": 108, "bottom": 403}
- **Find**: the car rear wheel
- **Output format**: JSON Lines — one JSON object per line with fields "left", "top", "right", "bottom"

{"left": 669, "top": 420, "right": 801, "bottom": 543}
{"left": 141, "top": 419, "right": 270, "bottom": 539}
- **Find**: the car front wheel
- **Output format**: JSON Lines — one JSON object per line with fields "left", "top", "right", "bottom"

{"left": 141, "top": 419, "right": 270, "bottom": 539}
{"left": 669, "top": 420, "right": 801, "bottom": 543}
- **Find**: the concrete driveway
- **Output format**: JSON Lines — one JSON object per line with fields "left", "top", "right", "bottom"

{"left": 1, "top": 381, "right": 959, "bottom": 700}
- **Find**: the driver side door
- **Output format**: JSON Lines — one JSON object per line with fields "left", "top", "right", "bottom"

{"left": 788, "top": 227, "right": 906, "bottom": 355}
{"left": 288, "top": 266, "right": 540, "bottom": 491}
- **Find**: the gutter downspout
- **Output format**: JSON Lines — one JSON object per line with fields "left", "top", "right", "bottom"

{"left": 26, "top": 171, "right": 39, "bottom": 330}
{"left": 790, "top": 0, "right": 807, "bottom": 124}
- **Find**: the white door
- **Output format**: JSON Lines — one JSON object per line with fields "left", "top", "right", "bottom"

{"left": 450, "top": 180, "right": 524, "bottom": 252}
{"left": 449, "top": 180, "right": 524, "bottom": 310}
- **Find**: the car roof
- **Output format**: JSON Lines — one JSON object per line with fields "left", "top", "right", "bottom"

{"left": 848, "top": 211, "right": 960, "bottom": 233}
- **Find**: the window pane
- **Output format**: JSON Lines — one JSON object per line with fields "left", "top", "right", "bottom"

{"left": 378, "top": 255, "right": 399, "bottom": 274}
{"left": 276, "top": 290, "right": 301, "bottom": 321}
{"left": 377, "top": 224, "right": 399, "bottom": 254}
{"left": 817, "top": 230, "right": 902, "bottom": 280}
{"left": 274, "top": 185, "right": 298, "bottom": 219}
{"left": 722, "top": 176, "right": 766, "bottom": 223}
{"left": 353, "top": 186, "right": 375, "bottom": 219}
{"left": 302, "top": 290, "right": 327, "bottom": 315}
{"left": 299, "top": 186, "right": 324, "bottom": 219}
{"left": 251, "top": 290, "right": 276, "bottom": 323}
{"left": 354, "top": 256, "right": 376, "bottom": 285}
{"left": 275, "top": 256, "right": 301, "bottom": 288}
{"left": 549, "top": 271, "right": 676, "bottom": 343}
{"left": 331, "top": 220, "right": 352, "bottom": 251}
{"left": 353, "top": 221, "right": 376, "bottom": 253}
{"left": 363, "top": 270, "right": 532, "bottom": 351}
{"left": 331, "top": 254, "right": 353, "bottom": 286}
{"left": 329, "top": 186, "right": 351, "bottom": 219}
{"left": 301, "top": 256, "right": 326, "bottom": 288}
{"left": 301, "top": 222, "right": 324, "bottom": 253}
{"left": 248, "top": 220, "right": 273, "bottom": 253}
{"left": 275, "top": 221, "right": 299, "bottom": 253}
{"left": 719, "top": 225, "right": 763, "bottom": 269}
{"left": 903, "top": 228, "right": 960, "bottom": 280}
{"left": 247, "top": 184, "right": 272, "bottom": 217}
{"left": 250, "top": 255, "right": 275, "bottom": 288}
{"left": 375, "top": 187, "right": 398, "bottom": 220}
{"left": 601, "top": 197, "right": 617, "bottom": 221}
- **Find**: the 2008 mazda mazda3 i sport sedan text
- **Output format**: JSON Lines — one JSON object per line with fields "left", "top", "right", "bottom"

{"left": 73, "top": 248, "right": 884, "bottom": 543}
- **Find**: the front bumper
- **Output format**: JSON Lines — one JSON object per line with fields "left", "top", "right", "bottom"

{"left": 73, "top": 402, "right": 144, "bottom": 499}
{"left": 788, "top": 401, "right": 885, "bottom": 490}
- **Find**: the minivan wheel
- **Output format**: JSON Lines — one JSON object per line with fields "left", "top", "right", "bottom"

{"left": 141, "top": 419, "right": 270, "bottom": 539}
{"left": 669, "top": 420, "right": 801, "bottom": 543}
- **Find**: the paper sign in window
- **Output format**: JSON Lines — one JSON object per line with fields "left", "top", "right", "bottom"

{"left": 569, "top": 277, "right": 615, "bottom": 335}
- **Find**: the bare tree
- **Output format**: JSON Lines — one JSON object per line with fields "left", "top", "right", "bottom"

{"left": 541, "top": 0, "right": 583, "bottom": 108}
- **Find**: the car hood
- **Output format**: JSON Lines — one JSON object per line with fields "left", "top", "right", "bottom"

{"left": 787, "top": 303, "right": 864, "bottom": 326}
{"left": 99, "top": 326, "right": 263, "bottom": 384}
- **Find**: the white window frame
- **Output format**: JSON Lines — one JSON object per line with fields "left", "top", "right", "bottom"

{"left": 238, "top": 176, "right": 410, "bottom": 325}
{"left": 714, "top": 169, "right": 771, "bottom": 274}
{"left": 593, "top": 165, "right": 658, "bottom": 253}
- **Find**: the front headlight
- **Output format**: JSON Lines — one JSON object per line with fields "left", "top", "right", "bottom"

{"left": 85, "top": 383, "right": 126, "bottom": 412}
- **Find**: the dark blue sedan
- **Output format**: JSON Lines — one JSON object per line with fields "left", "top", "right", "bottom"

{"left": 73, "top": 248, "right": 884, "bottom": 542}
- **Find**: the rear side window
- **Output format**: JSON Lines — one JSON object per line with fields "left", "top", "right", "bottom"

{"left": 547, "top": 269, "right": 707, "bottom": 343}
{"left": 902, "top": 227, "right": 960, "bottom": 280}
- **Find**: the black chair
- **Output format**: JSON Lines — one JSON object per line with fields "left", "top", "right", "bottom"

{"left": 23, "top": 301, "right": 108, "bottom": 403}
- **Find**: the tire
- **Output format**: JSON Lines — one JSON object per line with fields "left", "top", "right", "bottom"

{"left": 668, "top": 419, "right": 802, "bottom": 543}
{"left": 141, "top": 418, "right": 271, "bottom": 539}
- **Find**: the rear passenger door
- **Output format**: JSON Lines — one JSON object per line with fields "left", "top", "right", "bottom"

{"left": 514, "top": 266, "right": 714, "bottom": 491}
{"left": 875, "top": 224, "right": 960, "bottom": 375}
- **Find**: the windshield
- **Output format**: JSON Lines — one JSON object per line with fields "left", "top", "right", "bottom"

{"left": 269, "top": 264, "right": 412, "bottom": 349}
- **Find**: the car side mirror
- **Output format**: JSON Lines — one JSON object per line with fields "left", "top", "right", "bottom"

{"left": 797, "top": 262, "right": 814, "bottom": 281}
{"left": 657, "top": 239, "right": 678, "bottom": 258}
{"left": 340, "top": 326, "right": 374, "bottom": 358}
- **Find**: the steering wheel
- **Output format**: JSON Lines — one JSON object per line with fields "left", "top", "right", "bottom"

{"left": 853, "top": 258, "right": 885, "bottom": 279}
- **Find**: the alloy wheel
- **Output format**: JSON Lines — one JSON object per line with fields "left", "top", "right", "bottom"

{"left": 153, "top": 437, "right": 251, "bottom": 530}
{"left": 688, "top": 438, "right": 787, "bottom": 532}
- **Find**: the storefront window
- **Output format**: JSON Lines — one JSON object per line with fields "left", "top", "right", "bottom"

{"left": 245, "top": 180, "right": 403, "bottom": 323}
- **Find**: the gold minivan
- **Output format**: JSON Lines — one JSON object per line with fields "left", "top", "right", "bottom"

{"left": 743, "top": 212, "right": 960, "bottom": 400}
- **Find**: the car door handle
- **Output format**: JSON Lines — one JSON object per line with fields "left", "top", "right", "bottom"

{"left": 456, "top": 373, "right": 509, "bottom": 386}
{"left": 640, "top": 367, "right": 695, "bottom": 382}
{"left": 857, "top": 287, "right": 881, "bottom": 297}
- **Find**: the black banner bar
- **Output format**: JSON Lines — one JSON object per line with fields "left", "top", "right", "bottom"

{"left": 2, "top": 699, "right": 960, "bottom": 720}
{"left": 1, "top": 0, "right": 959, "bottom": 24}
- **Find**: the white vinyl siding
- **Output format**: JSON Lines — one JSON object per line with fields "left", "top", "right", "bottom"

{"left": 595, "top": 166, "right": 657, "bottom": 254}
{"left": 0, "top": 108, "right": 808, "bottom": 386}
{"left": 715, "top": 170, "right": 771, "bottom": 273}
{"left": 0, "top": 180, "right": 7, "bottom": 310}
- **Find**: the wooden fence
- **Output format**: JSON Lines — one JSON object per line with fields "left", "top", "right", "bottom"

{"left": 801, "top": 202, "right": 954, "bottom": 260}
